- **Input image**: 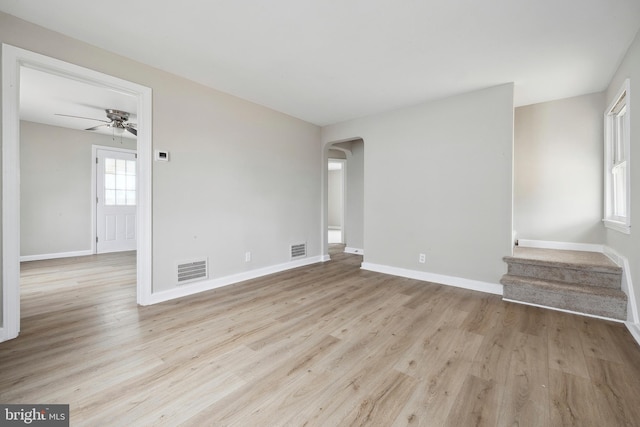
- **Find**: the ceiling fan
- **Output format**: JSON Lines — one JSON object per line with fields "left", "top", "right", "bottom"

{"left": 56, "top": 108, "right": 137, "bottom": 136}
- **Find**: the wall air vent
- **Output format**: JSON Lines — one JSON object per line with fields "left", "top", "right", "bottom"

{"left": 177, "top": 258, "right": 208, "bottom": 285}
{"left": 290, "top": 243, "right": 307, "bottom": 259}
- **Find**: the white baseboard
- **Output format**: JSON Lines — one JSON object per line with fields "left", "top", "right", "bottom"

{"left": 517, "top": 239, "right": 604, "bottom": 253}
{"left": 603, "top": 247, "right": 639, "bottom": 324}
{"left": 0, "top": 326, "right": 18, "bottom": 343}
{"left": 20, "top": 250, "right": 93, "bottom": 262}
{"left": 149, "top": 255, "right": 325, "bottom": 304}
{"left": 344, "top": 247, "right": 364, "bottom": 255}
{"left": 320, "top": 254, "right": 331, "bottom": 262}
{"left": 361, "top": 262, "right": 503, "bottom": 295}
{"left": 503, "top": 298, "right": 625, "bottom": 323}
{"left": 625, "top": 322, "right": 640, "bottom": 347}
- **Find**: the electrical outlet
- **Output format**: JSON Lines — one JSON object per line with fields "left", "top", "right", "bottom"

{"left": 419, "top": 253, "right": 426, "bottom": 264}
{"left": 245, "top": 252, "right": 251, "bottom": 262}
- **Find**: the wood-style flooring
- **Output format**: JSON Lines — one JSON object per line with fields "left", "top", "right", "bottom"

{"left": 1, "top": 246, "right": 640, "bottom": 426}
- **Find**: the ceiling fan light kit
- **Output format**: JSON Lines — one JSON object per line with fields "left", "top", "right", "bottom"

{"left": 112, "top": 125, "right": 125, "bottom": 135}
{"left": 55, "top": 108, "right": 137, "bottom": 137}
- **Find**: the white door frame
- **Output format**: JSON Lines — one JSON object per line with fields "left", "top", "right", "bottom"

{"left": 1, "top": 44, "right": 153, "bottom": 342}
{"left": 92, "top": 145, "right": 138, "bottom": 254}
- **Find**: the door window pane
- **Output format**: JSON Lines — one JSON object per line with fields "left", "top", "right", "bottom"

{"left": 126, "top": 160, "right": 136, "bottom": 175}
{"left": 116, "top": 159, "right": 126, "bottom": 174}
{"left": 126, "top": 191, "right": 136, "bottom": 206}
{"left": 105, "top": 189, "right": 116, "bottom": 205}
{"left": 105, "top": 158, "right": 116, "bottom": 174}
{"left": 104, "top": 156, "right": 136, "bottom": 206}
{"left": 116, "top": 189, "right": 126, "bottom": 205}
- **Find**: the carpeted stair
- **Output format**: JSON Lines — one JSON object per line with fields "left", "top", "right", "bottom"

{"left": 501, "top": 247, "right": 627, "bottom": 320}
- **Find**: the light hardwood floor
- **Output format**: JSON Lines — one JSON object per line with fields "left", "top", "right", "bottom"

{"left": 2, "top": 246, "right": 640, "bottom": 426}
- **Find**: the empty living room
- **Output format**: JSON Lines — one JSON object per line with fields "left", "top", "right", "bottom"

{"left": 1, "top": 1, "right": 640, "bottom": 425}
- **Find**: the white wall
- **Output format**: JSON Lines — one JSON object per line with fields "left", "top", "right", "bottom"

{"left": 514, "top": 93, "right": 605, "bottom": 243}
{"left": 1, "top": 12, "right": 321, "bottom": 303}
{"left": 322, "top": 84, "right": 514, "bottom": 284}
{"left": 345, "top": 140, "right": 364, "bottom": 250}
{"left": 604, "top": 28, "right": 640, "bottom": 320}
{"left": 20, "top": 121, "right": 136, "bottom": 256}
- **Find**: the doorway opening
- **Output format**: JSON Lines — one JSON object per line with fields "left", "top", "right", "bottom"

{"left": 2, "top": 45, "right": 153, "bottom": 342}
{"left": 328, "top": 159, "right": 346, "bottom": 244}
{"left": 323, "top": 138, "right": 365, "bottom": 259}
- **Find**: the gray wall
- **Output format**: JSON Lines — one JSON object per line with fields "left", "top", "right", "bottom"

{"left": 322, "top": 84, "right": 514, "bottom": 284}
{"left": 327, "top": 149, "right": 346, "bottom": 159}
{"left": 20, "top": 121, "right": 136, "bottom": 256}
{"left": 327, "top": 168, "right": 343, "bottom": 228}
{"left": 514, "top": 93, "right": 605, "bottom": 243}
{"left": 604, "top": 28, "right": 640, "bottom": 319}
{"left": 1, "top": 11, "right": 321, "bottom": 307}
{"left": 345, "top": 140, "right": 364, "bottom": 250}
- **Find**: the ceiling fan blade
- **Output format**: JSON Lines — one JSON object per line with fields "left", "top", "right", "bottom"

{"left": 125, "top": 126, "right": 137, "bottom": 136}
{"left": 55, "top": 113, "right": 110, "bottom": 123}
{"left": 85, "top": 124, "right": 109, "bottom": 131}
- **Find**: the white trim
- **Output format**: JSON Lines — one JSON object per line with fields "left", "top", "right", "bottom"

{"left": 20, "top": 250, "right": 94, "bottom": 262}
{"left": 503, "top": 298, "right": 625, "bottom": 323}
{"left": 136, "top": 78, "right": 153, "bottom": 306}
{"left": 2, "top": 44, "right": 21, "bottom": 341}
{"left": 361, "top": 262, "right": 503, "bottom": 295}
{"left": 340, "top": 159, "right": 347, "bottom": 245}
{"left": 603, "top": 78, "right": 631, "bottom": 231}
{"left": 149, "top": 256, "right": 325, "bottom": 304}
{"left": 1, "top": 45, "right": 153, "bottom": 342}
{"left": 91, "top": 145, "right": 137, "bottom": 255}
{"left": 516, "top": 239, "right": 604, "bottom": 253}
{"left": 0, "top": 327, "right": 6, "bottom": 342}
{"left": 602, "top": 219, "right": 631, "bottom": 234}
{"left": 603, "top": 246, "right": 638, "bottom": 324}
{"left": 625, "top": 323, "right": 640, "bottom": 347}
{"left": 344, "top": 247, "right": 364, "bottom": 255}
{"left": 320, "top": 255, "right": 331, "bottom": 262}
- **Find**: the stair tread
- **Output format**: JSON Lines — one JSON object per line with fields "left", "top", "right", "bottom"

{"left": 504, "top": 247, "right": 621, "bottom": 273}
{"left": 500, "top": 274, "right": 627, "bottom": 299}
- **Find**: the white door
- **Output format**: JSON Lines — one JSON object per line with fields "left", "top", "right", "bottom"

{"left": 96, "top": 148, "right": 137, "bottom": 253}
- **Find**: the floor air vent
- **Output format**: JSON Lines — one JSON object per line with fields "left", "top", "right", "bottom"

{"left": 177, "top": 258, "right": 208, "bottom": 284}
{"left": 290, "top": 243, "right": 307, "bottom": 259}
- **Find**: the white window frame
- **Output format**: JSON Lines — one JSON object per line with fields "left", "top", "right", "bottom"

{"left": 603, "top": 78, "right": 631, "bottom": 234}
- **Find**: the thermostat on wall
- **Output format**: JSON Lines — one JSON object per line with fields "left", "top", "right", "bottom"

{"left": 155, "top": 150, "right": 169, "bottom": 162}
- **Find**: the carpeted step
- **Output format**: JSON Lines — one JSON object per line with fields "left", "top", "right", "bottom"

{"left": 501, "top": 274, "right": 627, "bottom": 320}
{"left": 503, "top": 247, "right": 622, "bottom": 289}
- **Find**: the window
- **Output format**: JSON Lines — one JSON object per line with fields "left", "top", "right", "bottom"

{"left": 104, "top": 157, "right": 136, "bottom": 206}
{"left": 604, "top": 79, "right": 630, "bottom": 234}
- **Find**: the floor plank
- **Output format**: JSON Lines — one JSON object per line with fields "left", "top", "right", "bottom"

{"left": 1, "top": 247, "right": 639, "bottom": 426}
{"left": 496, "top": 332, "right": 549, "bottom": 427}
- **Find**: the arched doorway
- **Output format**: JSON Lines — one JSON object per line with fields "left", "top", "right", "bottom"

{"left": 323, "top": 138, "right": 364, "bottom": 259}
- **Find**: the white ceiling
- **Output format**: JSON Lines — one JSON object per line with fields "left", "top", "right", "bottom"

{"left": 20, "top": 67, "right": 138, "bottom": 139}
{"left": 2, "top": 0, "right": 640, "bottom": 126}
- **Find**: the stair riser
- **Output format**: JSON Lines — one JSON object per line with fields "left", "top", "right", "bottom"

{"left": 504, "top": 284, "right": 627, "bottom": 320}
{"left": 507, "top": 262, "right": 621, "bottom": 289}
